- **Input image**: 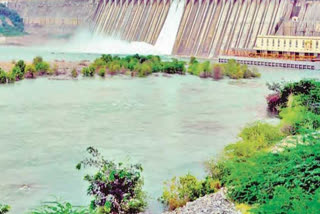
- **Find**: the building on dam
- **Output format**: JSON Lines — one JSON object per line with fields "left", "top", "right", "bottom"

{"left": 253, "top": 35, "right": 320, "bottom": 60}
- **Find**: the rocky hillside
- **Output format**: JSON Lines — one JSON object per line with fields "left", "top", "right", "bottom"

{"left": 7, "top": 0, "right": 97, "bottom": 37}
{"left": 0, "top": 3, "right": 24, "bottom": 36}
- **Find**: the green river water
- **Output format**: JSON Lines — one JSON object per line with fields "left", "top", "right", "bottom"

{"left": 0, "top": 46, "right": 319, "bottom": 213}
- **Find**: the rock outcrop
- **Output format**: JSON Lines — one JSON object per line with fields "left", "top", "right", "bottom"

{"left": 163, "top": 188, "right": 240, "bottom": 214}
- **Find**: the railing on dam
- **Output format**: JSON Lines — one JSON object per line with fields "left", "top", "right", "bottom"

{"left": 218, "top": 55, "right": 320, "bottom": 70}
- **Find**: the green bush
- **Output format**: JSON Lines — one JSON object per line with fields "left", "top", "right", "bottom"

{"left": 224, "top": 122, "right": 284, "bottom": 159}
{"left": 71, "top": 69, "right": 78, "bottom": 78}
{"left": 35, "top": 61, "right": 50, "bottom": 75}
{"left": 269, "top": 79, "right": 320, "bottom": 115}
{"left": 279, "top": 95, "right": 320, "bottom": 134}
{"left": 6, "top": 71, "right": 16, "bottom": 83}
{"left": 0, "top": 68, "right": 7, "bottom": 84}
{"left": 92, "top": 58, "right": 107, "bottom": 71}
{"left": 0, "top": 204, "right": 10, "bottom": 214}
{"left": 76, "top": 147, "right": 147, "bottom": 214}
{"left": 251, "top": 186, "right": 320, "bottom": 214}
{"left": 11, "top": 65, "right": 24, "bottom": 80}
{"left": 25, "top": 64, "right": 37, "bottom": 79}
{"left": 161, "top": 174, "right": 219, "bottom": 210}
{"left": 161, "top": 174, "right": 203, "bottom": 210}
{"left": 15, "top": 60, "right": 26, "bottom": 74}
{"left": 30, "top": 201, "right": 90, "bottom": 214}
{"left": 189, "top": 56, "right": 198, "bottom": 65}
{"left": 81, "top": 67, "right": 94, "bottom": 77}
{"left": 33, "top": 56, "right": 43, "bottom": 66}
{"left": 98, "top": 68, "right": 105, "bottom": 77}
{"left": 223, "top": 60, "right": 260, "bottom": 79}
{"left": 222, "top": 134, "right": 320, "bottom": 205}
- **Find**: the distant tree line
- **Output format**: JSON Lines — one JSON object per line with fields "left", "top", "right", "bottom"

{"left": 0, "top": 3, "right": 24, "bottom": 36}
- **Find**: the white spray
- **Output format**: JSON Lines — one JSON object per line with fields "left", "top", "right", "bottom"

{"left": 59, "top": 0, "right": 185, "bottom": 56}
{"left": 154, "top": 0, "right": 185, "bottom": 55}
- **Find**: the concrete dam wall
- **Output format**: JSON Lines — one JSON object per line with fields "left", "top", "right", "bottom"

{"left": 7, "top": 0, "right": 320, "bottom": 57}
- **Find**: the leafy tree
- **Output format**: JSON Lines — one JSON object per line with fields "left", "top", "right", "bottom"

{"left": 81, "top": 67, "right": 94, "bottom": 77}
{"left": 76, "top": 147, "right": 147, "bottom": 214}
{"left": 32, "top": 56, "right": 43, "bottom": 66}
{"left": 0, "top": 68, "right": 7, "bottom": 83}
{"left": 30, "top": 201, "right": 90, "bottom": 214}
{"left": 0, "top": 204, "right": 10, "bottom": 214}
{"left": 98, "top": 68, "right": 105, "bottom": 77}
{"left": 15, "top": 60, "right": 26, "bottom": 74}
{"left": 71, "top": 69, "right": 78, "bottom": 78}
{"left": 25, "top": 64, "right": 37, "bottom": 79}
{"left": 11, "top": 65, "right": 23, "bottom": 80}
{"left": 35, "top": 61, "right": 50, "bottom": 75}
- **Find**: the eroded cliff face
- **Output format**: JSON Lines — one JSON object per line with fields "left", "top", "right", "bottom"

{"left": 6, "top": 0, "right": 320, "bottom": 56}
{"left": 7, "top": 0, "right": 97, "bottom": 37}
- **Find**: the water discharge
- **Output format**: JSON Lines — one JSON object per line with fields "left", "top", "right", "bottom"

{"left": 154, "top": 0, "right": 185, "bottom": 54}
{"left": 60, "top": 0, "right": 185, "bottom": 55}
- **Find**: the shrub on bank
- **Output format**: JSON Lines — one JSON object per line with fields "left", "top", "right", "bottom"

{"left": 161, "top": 174, "right": 220, "bottom": 211}
{"left": 98, "top": 68, "right": 105, "bottom": 77}
{"left": 6, "top": 71, "right": 16, "bottom": 83}
{"left": 25, "top": 64, "right": 37, "bottom": 79}
{"left": 71, "top": 68, "right": 78, "bottom": 78}
{"left": 0, "top": 204, "right": 10, "bottom": 214}
{"left": 15, "top": 60, "right": 26, "bottom": 74}
{"left": 11, "top": 65, "right": 24, "bottom": 80}
{"left": 212, "top": 64, "right": 224, "bottom": 80}
{"left": 188, "top": 58, "right": 260, "bottom": 80}
{"left": 30, "top": 201, "right": 89, "bottom": 214}
{"left": 0, "top": 68, "right": 7, "bottom": 84}
{"left": 35, "top": 61, "right": 50, "bottom": 75}
{"left": 81, "top": 67, "right": 94, "bottom": 77}
{"left": 223, "top": 134, "right": 320, "bottom": 205}
{"left": 223, "top": 60, "right": 260, "bottom": 79}
{"left": 76, "top": 147, "right": 147, "bottom": 214}
{"left": 266, "top": 79, "right": 320, "bottom": 114}
{"left": 224, "top": 122, "right": 284, "bottom": 159}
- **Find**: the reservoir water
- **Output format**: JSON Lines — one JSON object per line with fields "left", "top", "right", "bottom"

{"left": 0, "top": 48, "right": 319, "bottom": 213}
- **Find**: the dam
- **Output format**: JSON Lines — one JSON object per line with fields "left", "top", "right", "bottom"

{"left": 6, "top": 0, "right": 320, "bottom": 57}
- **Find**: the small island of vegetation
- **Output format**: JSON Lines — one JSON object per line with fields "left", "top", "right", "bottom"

{"left": 0, "top": 54, "right": 260, "bottom": 86}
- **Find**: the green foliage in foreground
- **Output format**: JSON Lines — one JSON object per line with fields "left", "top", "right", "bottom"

{"left": 279, "top": 95, "right": 320, "bottom": 134}
{"left": 161, "top": 174, "right": 219, "bottom": 210}
{"left": 251, "top": 186, "right": 320, "bottom": 214}
{"left": 222, "top": 134, "right": 320, "bottom": 205}
{"left": 76, "top": 147, "right": 147, "bottom": 214}
{"left": 267, "top": 79, "right": 320, "bottom": 115}
{"left": 224, "top": 122, "right": 284, "bottom": 159}
{"left": 0, "top": 204, "right": 10, "bottom": 214}
{"left": 30, "top": 201, "right": 90, "bottom": 214}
